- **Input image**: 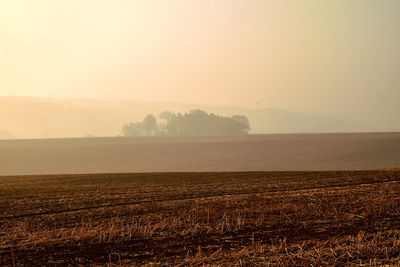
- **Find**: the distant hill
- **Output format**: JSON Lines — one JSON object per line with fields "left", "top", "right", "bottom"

{"left": 0, "top": 129, "right": 13, "bottom": 139}
{"left": 0, "top": 96, "right": 365, "bottom": 139}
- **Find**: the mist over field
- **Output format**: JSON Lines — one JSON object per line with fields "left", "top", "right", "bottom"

{"left": 0, "top": 96, "right": 396, "bottom": 139}
{"left": 2, "top": 1, "right": 400, "bottom": 265}
{"left": 1, "top": 1, "right": 400, "bottom": 140}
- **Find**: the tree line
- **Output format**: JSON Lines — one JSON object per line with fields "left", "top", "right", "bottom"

{"left": 122, "top": 110, "right": 250, "bottom": 136}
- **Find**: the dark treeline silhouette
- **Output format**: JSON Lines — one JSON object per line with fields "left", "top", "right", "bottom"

{"left": 122, "top": 110, "right": 250, "bottom": 136}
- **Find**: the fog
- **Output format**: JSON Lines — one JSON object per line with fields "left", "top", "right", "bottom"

{"left": 0, "top": 96, "right": 396, "bottom": 139}
{"left": 1, "top": 1, "right": 399, "bottom": 139}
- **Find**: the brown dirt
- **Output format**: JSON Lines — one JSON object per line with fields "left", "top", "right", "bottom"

{"left": 1, "top": 170, "right": 400, "bottom": 266}
{"left": 0, "top": 133, "right": 400, "bottom": 175}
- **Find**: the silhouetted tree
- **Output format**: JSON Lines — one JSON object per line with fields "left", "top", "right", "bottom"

{"left": 121, "top": 122, "right": 145, "bottom": 136}
{"left": 142, "top": 114, "right": 158, "bottom": 136}
{"left": 158, "top": 111, "right": 175, "bottom": 134}
{"left": 231, "top": 115, "right": 250, "bottom": 134}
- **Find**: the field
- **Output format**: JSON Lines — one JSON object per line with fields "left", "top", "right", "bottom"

{"left": 2, "top": 170, "right": 400, "bottom": 266}
{"left": 1, "top": 133, "right": 400, "bottom": 175}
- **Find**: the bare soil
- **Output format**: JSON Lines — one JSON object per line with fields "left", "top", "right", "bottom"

{"left": 1, "top": 132, "right": 400, "bottom": 175}
{"left": 1, "top": 170, "right": 400, "bottom": 266}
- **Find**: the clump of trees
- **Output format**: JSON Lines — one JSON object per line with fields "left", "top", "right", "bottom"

{"left": 122, "top": 110, "right": 250, "bottom": 137}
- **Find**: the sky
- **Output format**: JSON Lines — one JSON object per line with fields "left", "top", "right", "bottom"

{"left": 1, "top": 0, "right": 399, "bottom": 117}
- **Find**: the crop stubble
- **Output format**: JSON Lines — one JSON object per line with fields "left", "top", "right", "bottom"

{"left": 1, "top": 170, "right": 400, "bottom": 266}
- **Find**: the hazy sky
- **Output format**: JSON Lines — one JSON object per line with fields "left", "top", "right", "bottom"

{"left": 1, "top": 0, "right": 399, "bottom": 114}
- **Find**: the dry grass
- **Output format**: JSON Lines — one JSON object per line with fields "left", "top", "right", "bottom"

{"left": 1, "top": 170, "right": 400, "bottom": 266}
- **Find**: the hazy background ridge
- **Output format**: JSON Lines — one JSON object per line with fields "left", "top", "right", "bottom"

{"left": 1, "top": 0, "right": 399, "bottom": 138}
{"left": 0, "top": 96, "right": 380, "bottom": 139}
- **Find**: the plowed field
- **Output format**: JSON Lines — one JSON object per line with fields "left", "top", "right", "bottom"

{"left": 1, "top": 170, "right": 400, "bottom": 266}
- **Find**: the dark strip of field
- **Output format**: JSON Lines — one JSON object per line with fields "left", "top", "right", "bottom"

{"left": 1, "top": 170, "right": 400, "bottom": 266}
{"left": 0, "top": 132, "right": 400, "bottom": 175}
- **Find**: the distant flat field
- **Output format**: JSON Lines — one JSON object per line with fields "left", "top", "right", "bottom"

{"left": 0, "top": 132, "right": 399, "bottom": 175}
